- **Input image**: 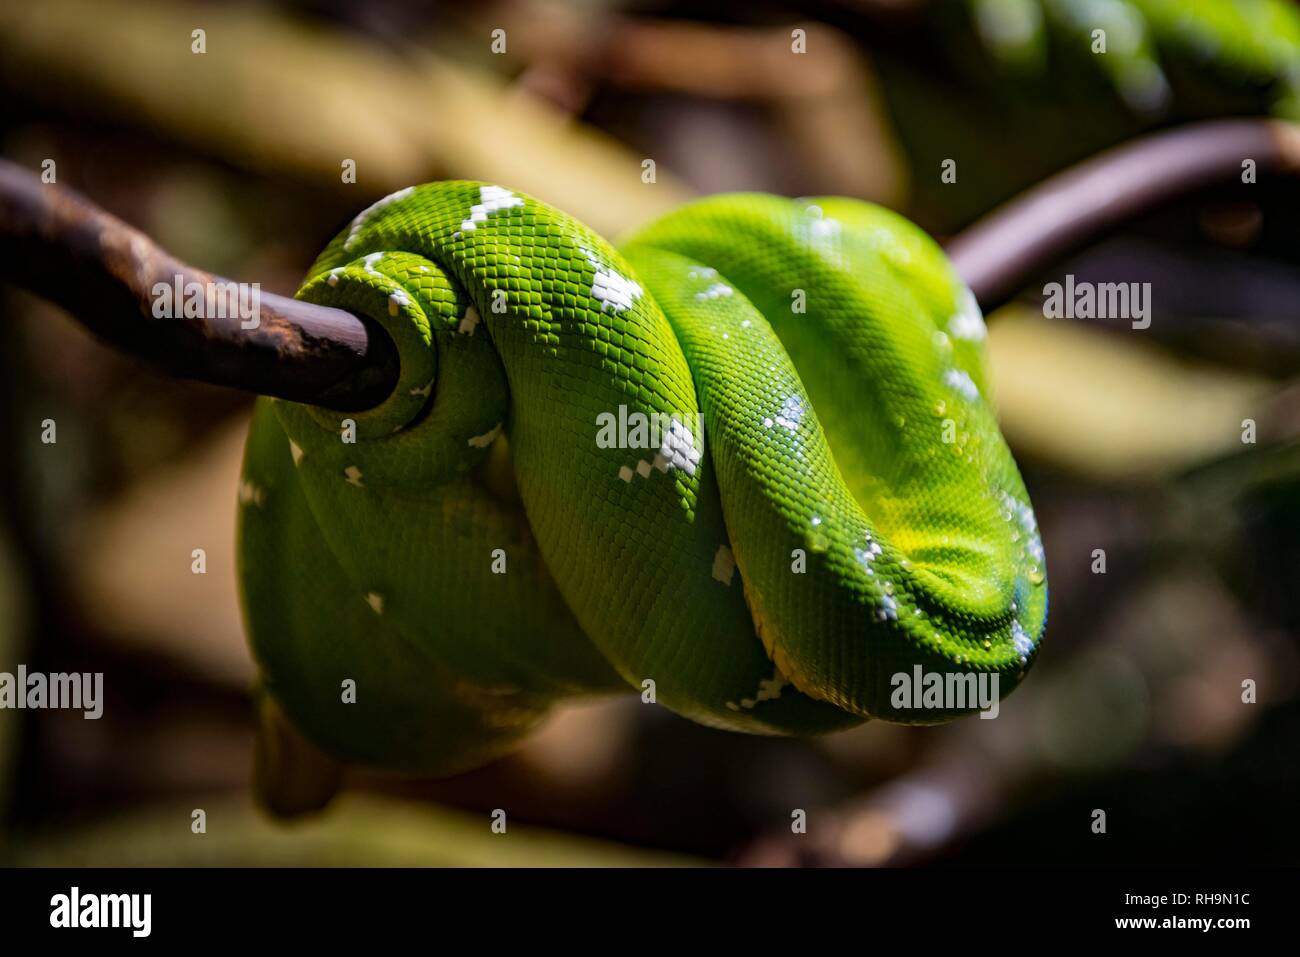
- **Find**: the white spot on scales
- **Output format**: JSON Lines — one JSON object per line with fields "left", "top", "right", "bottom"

{"left": 854, "top": 540, "right": 883, "bottom": 570}
{"left": 343, "top": 186, "right": 415, "bottom": 250}
{"left": 344, "top": 466, "right": 364, "bottom": 487}
{"left": 947, "top": 287, "right": 987, "bottom": 341}
{"left": 468, "top": 423, "right": 502, "bottom": 448}
{"left": 460, "top": 185, "right": 524, "bottom": 233}
{"left": 288, "top": 439, "right": 304, "bottom": 466}
{"left": 695, "top": 283, "right": 733, "bottom": 301}
{"left": 725, "top": 665, "right": 788, "bottom": 711}
{"left": 794, "top": 206, "right": 844, "bottom": 266}
{"left": 943, "top": 368, "right": 980, "bottom": 402}
{"left": 616, "top": 459, "right": 653, "bottom": 481}
{"left": 458, "top": 305, "right": 481, "bottom": 336}
{"left": 654, "top": 419, "right": 700, "bottom": 476}
{"left": 765, "top": 395, "right": 805, "bottom": 431}
{"left": 616, "top": 419, "right": 700, "bottom": 481}
{"left": 364, "top": 592, "right": 384, "bottom": 614}
{"left": 1011, "top": 620, "right": 1033, "bottom": 657}
{"left": 581, "top": 248, "right": 642, "bottom": 315}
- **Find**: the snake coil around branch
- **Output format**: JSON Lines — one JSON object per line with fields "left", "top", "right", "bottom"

{"left": 238, "top": 182, "right": 1048, "bottom": 774}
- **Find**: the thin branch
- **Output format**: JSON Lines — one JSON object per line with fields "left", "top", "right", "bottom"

{"left": 0, "top": 160, "right": 397, "bottom": 411}
{"left": 947, "top": 119, "right": 1300, "bottom": 311}
{"left": 5, "top": 121, "right": 1298, "bottom": 412}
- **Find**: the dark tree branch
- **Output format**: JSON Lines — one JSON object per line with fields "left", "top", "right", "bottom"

{"left": 0, "top": 159, "right": 398, "bottom": 411}
{"left": 947, "top": 119, "right": 1300, "bottom": 311}
{"left": 2, "top": 120, "right": 1297, "bottom": 413}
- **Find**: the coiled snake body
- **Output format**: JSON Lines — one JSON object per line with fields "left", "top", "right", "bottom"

{"left": 238, "top": 182, "right": 1047, "bottom": 772}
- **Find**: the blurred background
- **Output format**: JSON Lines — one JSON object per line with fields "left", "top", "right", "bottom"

{"left": 1, "top": 0, "right": 1299, "bottom": 866}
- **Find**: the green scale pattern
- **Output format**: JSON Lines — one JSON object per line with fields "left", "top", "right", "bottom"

{"left": 238, "top": 182, "right": 1048, "bottom": 772}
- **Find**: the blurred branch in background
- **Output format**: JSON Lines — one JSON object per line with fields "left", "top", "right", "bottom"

{"left": 466, "top": 0, "right": 908, "bottom": 204}
{"left": 12, "top": 793, "right": 703, "bottom": 866}
{"left": 947, "top": 119, "right": 1300, "bottom": 310}
{"left": 2, "top": 120, "right": 1292, "bottom": 472}
{"left": 0, "top": 0, "right": 693, "bottom": 237}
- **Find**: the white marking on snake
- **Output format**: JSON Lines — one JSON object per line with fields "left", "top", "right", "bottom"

{"left": 774, "top": 395, "right": 805, "bottom": 431}
{"left": 365, "top": 592, "right": 385, "bottom": 614}
{"left": 388, "top": 291, "right": 408, "bottom": 316}
{"left": 947, "top": 287, "right": 987, "bottom": 341}
{"left": 619, "top": 457, "right": 668, "bottom": 482}
{"left": 854, "top": 541, "right": 883, "bottom": 570}
{"left": 458, "top": 305, "right": 481, "bottom": 335}
{"left": 238, "top": 479, "right": 265, "bottom": 507}
{"left": 344, "top": 466, "right": 364, "bottom": 487}
{"left": 343, "top": 186, "right": 415, "bottom": 250}
{"left": 653, "top": 418, "right": 700, "bottom": 476}
{"left": 810, "top": 217, "right": 839, "bottom": 240}
{"left": 875, "top": 594, "right": 899, "bottom": 622}
{"left": 695, "top": 283, "right": 733, "bottom": 301}
{"left": 795, "top": 208, "right": 844, "bottom": 266}
{"left": 712, "top": 545, "right": 736, "bottom": 586}
{"left": 1011, "top": 620, "right": 1033, "bottom": 656}
{"left": 581, "top": 248, "right": 643, "bottom": 314}
{"left": 997, "top": 489, "right": 1044, "bottom": 565}
{"left": 943, "top": 368, "right": 980, "bottom": 402}
{"left": 468, "top": 423, "right": 502, "bottom": 448}
{"left": 409, "top": 379, "right": 433, "bottom": 398}
{"left": 727, "top": 666, "right": 788, "bottom": 711}
{"left": 362, "top": 252, "right": 384, "bottom": 276}
{"left": 326, "top": 267, "right": 343, "bottom": 287}
{"left": 288, "top": 439, "right": 304, "bottom": 466}
{"left": 459, "top": 185, "right": 524, "bottom": 232}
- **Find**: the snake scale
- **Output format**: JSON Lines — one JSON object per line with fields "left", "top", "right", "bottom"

{"left": 237, "top": 182, "right": 1047, "bottom": 773}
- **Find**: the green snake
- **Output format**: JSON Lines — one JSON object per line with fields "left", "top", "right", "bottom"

{"left": 237, "top": 182, "right": 1047, "bottom": 774}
